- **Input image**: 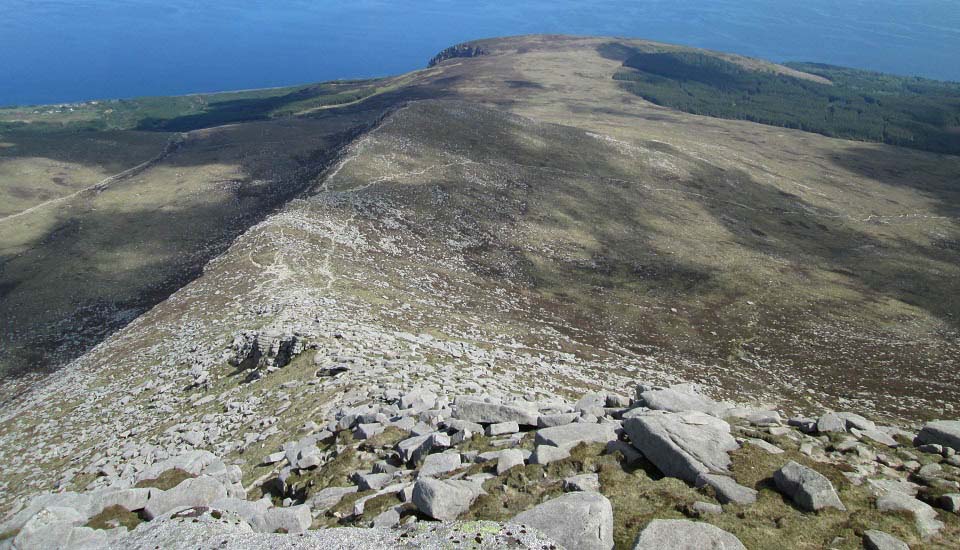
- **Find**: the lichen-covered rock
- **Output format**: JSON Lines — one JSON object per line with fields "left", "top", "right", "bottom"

{"left": 512, "top": 491, "right": 614, "bottom": 550}
{"left": 632, "top": 519, "right": 746, "bottom": 550}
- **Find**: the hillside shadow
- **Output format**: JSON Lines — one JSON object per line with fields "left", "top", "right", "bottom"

{"left": 0, "top": 116, "right": 386, "bottom": 382}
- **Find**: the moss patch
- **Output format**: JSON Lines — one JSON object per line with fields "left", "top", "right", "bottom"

{"left": 133, "top": 468, "right": 195, "bottom": 490}
{"left": 85, "top": 505, "right": 143, "bottom": 531}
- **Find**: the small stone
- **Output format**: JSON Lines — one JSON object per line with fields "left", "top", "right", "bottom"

{"left": 354, "top": 472, "right": 393, "bottom": 491}
{"left": 371, "top": 508, "right": 401, "bottom": 528}
{"left": 863, "top": 530, "right": 909, "bottom": 550}
{"left": 691, "top": 501, "right": 723, "bottom": 516}
{"left": 563, "top": 473, "right": 600, "bottom": 492}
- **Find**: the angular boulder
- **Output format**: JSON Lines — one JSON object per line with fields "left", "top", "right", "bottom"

{"left": 876, "top": 490, "right": 944, "bottom": 539}
{"left": 534, "top": 422, "right": 618, "bottom": 450}
{"left": 863, "top": 530, "right": 909, "bottom": 550}
{"left": 917, "top": 420, "right": 960, "bottom": 452}
{"left": 638, "top": 387, "right": 728, "bottom": 417}
{"left": 623, "top": 411, "right": 738, "bottom": 483}
{"left": 453, "top": 397, "right": 539, "bottom": 426}
{"left": 772, "top": 461, "right": 845, "bottom": 512}
{"left": 412, "top": 478, "right": 483, "bottom": 521}
{"left": 632, "top": 519, "right": 746, "bottom": 550}
{"left": 695, "top": 473, "right": 758, "bottom": 505}
{"left": 511, "top": 491, "right": 614, "bottom": 550}
{"left": 817, "top": 412, "right": 875, "bottom": 434}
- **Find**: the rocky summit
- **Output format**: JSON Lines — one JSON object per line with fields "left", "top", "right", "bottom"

{"left": 1, "top": 34, "right": 960, "bottom": 549}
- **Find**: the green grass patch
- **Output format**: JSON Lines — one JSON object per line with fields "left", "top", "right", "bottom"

{"left": 85, "top": 505, "right": 143, "bottom": 531}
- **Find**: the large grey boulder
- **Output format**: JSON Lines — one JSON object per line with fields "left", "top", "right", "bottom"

{"left": 863, "top": 530, "right": 909, "bottom": 550}
{"left": 638, "top": 387, "right": 728, "bottom": 417}
{"left": 511, "top": 491, "right": 614, "bottom": 550}
{"left": 632, "top": 519, "right": 746, "bottom": 550}
{"left": 623, "top": 411, "right": 738, "bottom": 483}
{"left": 876, "top": 490, "right": 944, "bottom": 539}
{"left": 143, "top": 476, "right": 228, "bottom": 520}
{"left": 534, "top": 423, "right": 618, "bottom": 450}
{"left": 453, "top": 397, "right": 539, "bottom": 426}
{"left": 917, "top": 420, "right": 960, "bottom": 451}
{"left": 772, "top": 461, "right": 845, "bottom": 512}
{"left": 695, "top": 473, "right": 758, "bottom": 505}
{"left": 411, "top": 478, "right": 483, "bottom": 521}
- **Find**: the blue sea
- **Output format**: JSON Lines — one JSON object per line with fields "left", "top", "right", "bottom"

{"left": 2, "top": 0, "right": 959, "bottom": 107}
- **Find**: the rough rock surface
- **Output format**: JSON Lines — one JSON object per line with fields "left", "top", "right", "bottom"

{"left": 411, "top": 478, "right": 483, "bottom": 521}
{"left": 623, "top": 411, "right": 738, "bottom": 483}
{"left": 773, "top": 461, "right": 846, "bottom": 512}
{"left": 863, "top": 529, "right": 910, "bottom": 550}
{"left": 632, "top": 519, "right": 746, "bottom": 550}
{"left": 917, "top": 421, "right": 960, "bottom": 452}
{"left": 512, "top": 491, "right": 614, "bottom": 550}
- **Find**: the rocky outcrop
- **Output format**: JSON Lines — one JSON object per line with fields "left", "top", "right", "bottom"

{"left": 428, "top": 43, "right": 488, "bottom": 67}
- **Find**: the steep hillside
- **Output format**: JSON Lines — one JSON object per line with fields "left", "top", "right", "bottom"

{"left": 1, "top": 35, "right": 959, "bottom": 549}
